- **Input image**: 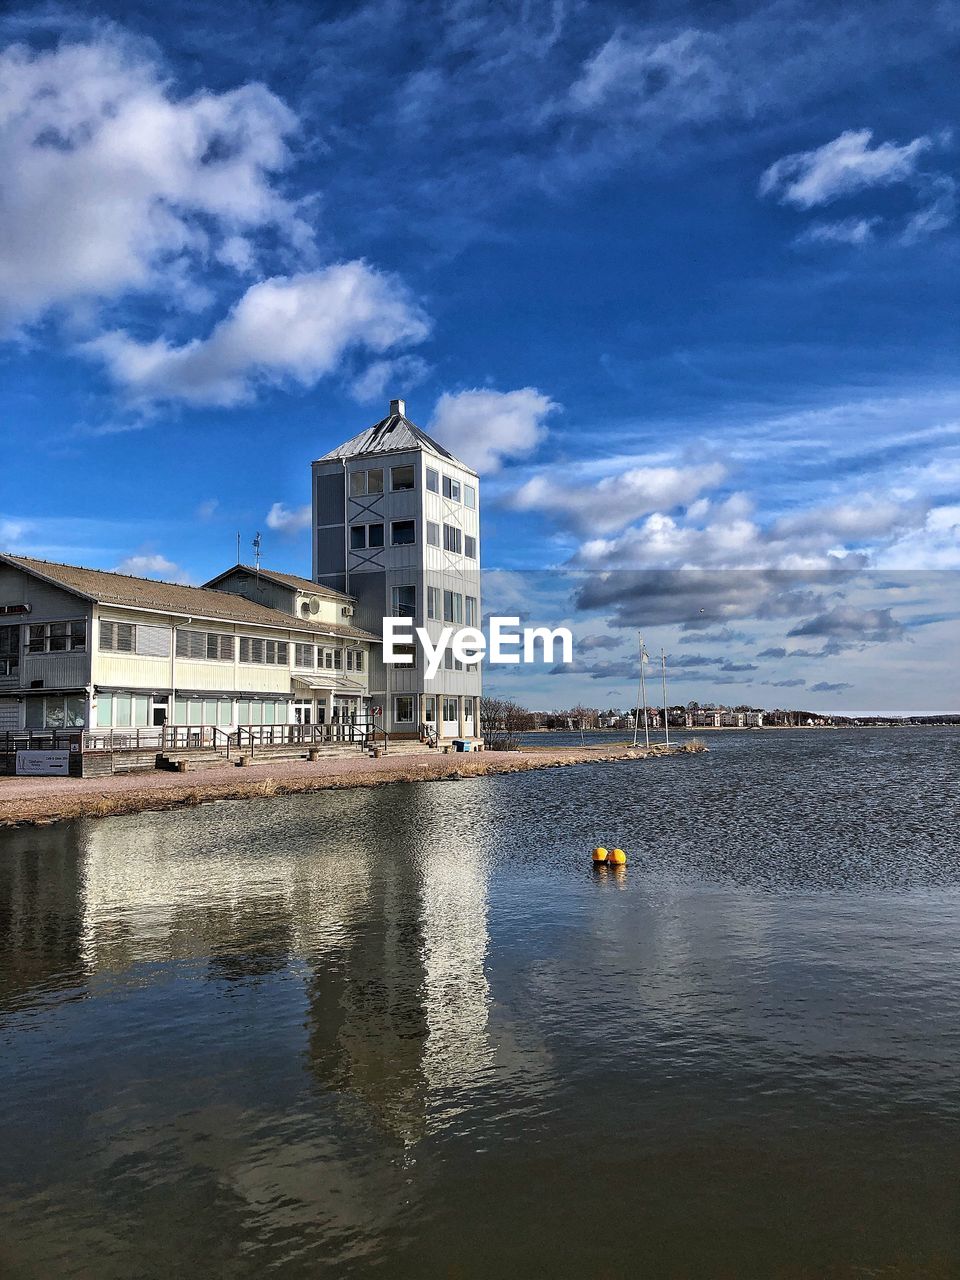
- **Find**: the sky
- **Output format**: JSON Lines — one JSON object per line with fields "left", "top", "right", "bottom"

{"left": 1, "top": 0, "right": 959, "bottom": 714}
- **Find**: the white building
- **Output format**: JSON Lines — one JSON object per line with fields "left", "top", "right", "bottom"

{"left": 0, "top": 555, "right": 378, "bottom": 737}
{"left": 312, "top": 399, "right": 481, "bottom": 739}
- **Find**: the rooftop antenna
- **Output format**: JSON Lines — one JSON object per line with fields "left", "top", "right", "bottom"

{"left": 252, "top": 531, "right": 261, "bottom": 584}
{"left": 236, "top": 531, "right": 241, "bottom": 565}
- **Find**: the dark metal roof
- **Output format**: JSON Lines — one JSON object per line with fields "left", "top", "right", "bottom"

{"left": 314, "top": 410, "right": 476, "bottom": 474}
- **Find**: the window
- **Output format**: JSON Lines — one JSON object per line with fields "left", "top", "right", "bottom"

{"left": 465, "top": 535, "right": 477, "bottom": 560}
{"left": 345, "top": 648, "right": 364, "bottom": 672}
{"left": 465, "top": 484, "right": 476, "bottom": 509}
{"left": 443, "top": 649, "right": 463, "bottom": 671}
{"left": 28, "top": 620, "right": 87, "bottom": 653}
{"left": 350, "top": 468, "right": 383, "bottom": 496}
{"left": 391, "top": 465, "right": 415, "bottom": 491}
{"left": 0, "top": 625, "right": 18, "bottom": 677}
{"left": 351, "top": 522, "right": 385, "bottom": 550}
{"left": 239, "top": 637, "right": 288, "bottom": 665}
{"left": 100, "top": 620, "right": 135, "bottom": 653}
{"left": 391, "top": 520, "right": 416, "bottom": 545}
{"left": 333, "top": 648, "right": 343, "bottom": 670}
{"left": 442, "top": 475, "right": 461, "bottom": 502}
{"left": 443, "top": 590, "right": 462, "bottom": 624}
{"left": 443, "top": 696, "right": 459, "bottom": 723}
{"left": 465, "top": 595, "right": 478, "bottom": 627}
{"left": 392, "top": 585, "right": 416, "bottom": 618}
{"left": 443, "top": 524, "right": 462, "bottom": 554}
{"left": 426, "top": 520, "right": 440, "bottom": 547}
{"left": 426, "top": 467, "right": 439, "bottom": 493}
{"left": 295, "top": 643, "right": 315, "bottom": 668}
{"left": 175, "top": 630, "right": 234, "bottom": 661}
{"left": 392, "top": 644, "right": 417, "bottom": 668}
{"left": 30, "top": 694, "right": 86, "bottom": 729}
{"left": 427, "top": 586, "right": 440, "bottom": 620}
{"left": 322, "top": 648, "right": 334, "bottom": 669}
{"left": 394, "top": 695, "right": 415, "bottom": 723}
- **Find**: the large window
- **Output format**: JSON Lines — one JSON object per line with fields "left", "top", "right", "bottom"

{"left": 394, "top": 695, "right": 414, "bottom": 723}
{"left": 239, "top": 637, "right": 289, "bottom": 665}
{"left": 350, "top": 523, "right": 384, "bottom": 550}
{"left": 28, "top": 620, "right": 86, "bottom": 653}
{"left": 464, "top": 484, "right": 476, "bottom": 509}
{"left": 391, "top": 465, "right": 415, "bottom": 491}
{"left": 443, "top": 649, "right": 464, "bottom": 671}
{"left": 443, "top": 696, "right": 459, "bottom": 723}
{"left": 0, "top": 625, "right": 18, "bottom": 677}
{"left": 295, "top": 643, "right": 315, "bottom": 668}
{"left": 443, "top": 590, "right": 462, "bottom": 624}
{"left": 443, "top": 523, "right": 462, "bottom": 554}
{"left": 175, "top": 629, "right": 234, "bottom": 661}
{"left": 345, "top": 648, "right": 364, "bottom": 672}
{"left": 99, "top": 620, "right": 135, "bottom": 653}
{"left": 392, "top": 585, "right": 416, "bottom": 618}
{"left": 465, "top": 535, "right": 477, "bottom": 560}
{"left": 427, "top": 586, "right": 440, "bottom": 620}
{"left": 426, "top": 520, "right": 440, "bottom": 547}
{"left": 465, "top": 595, "right": 478, "bottom": 627}
{"left": 391, "top": 520, "right": 416, "bottom": 546}
{"left": 322, "top": 647, "right": 343, "bottom": 670}
{"left": 426, "top": 467, "right": 439, "bottom": 493}
{"left": 26, "top": 694, "right": 86, "bottom": 729}
{"left": 442, "top": 475, "right": 461, "bottom": 502}
{"left": 349, "top": 468, "right": 383, "bottom": 496}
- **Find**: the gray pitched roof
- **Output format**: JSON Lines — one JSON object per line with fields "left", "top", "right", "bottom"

{"left": 1, "top": 555, "right": 379, "bottom": 643}
{"left": 314, "top": 407, "right": 477, "bottom": 474}
{"left": 203, "top": 564, "right": 351, "bottom": 601}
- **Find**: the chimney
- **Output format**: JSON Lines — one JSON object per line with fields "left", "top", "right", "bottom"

{"left": 389, "top": 398, "right": 405, "bottom": 417}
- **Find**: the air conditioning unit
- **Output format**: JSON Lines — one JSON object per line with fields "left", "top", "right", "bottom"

{"left": 341, "top": 605, "right": 355, "bottom": 618}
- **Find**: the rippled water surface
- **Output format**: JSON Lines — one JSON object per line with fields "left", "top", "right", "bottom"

{"left": 2, "top": 729, "right": 959, "bottom": 1277}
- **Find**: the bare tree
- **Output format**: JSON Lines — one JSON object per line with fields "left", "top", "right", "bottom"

{"left": 480, "top": 697, "right": 531, "bottom": 750}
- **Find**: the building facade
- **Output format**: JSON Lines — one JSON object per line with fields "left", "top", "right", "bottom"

{"left": 0, "top": 556, "right": 378, "bottom": 734}
{"left": 312, "top": 399, "right": 481, "bottom": 738}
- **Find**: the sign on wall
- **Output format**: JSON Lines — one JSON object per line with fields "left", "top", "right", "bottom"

{"left": 16, "top": 750, "right": 71, "bottom": 777}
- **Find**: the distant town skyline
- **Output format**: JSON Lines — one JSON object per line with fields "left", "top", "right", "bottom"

{"left": 2, "top": 1, "right": 958, "bottom": 715}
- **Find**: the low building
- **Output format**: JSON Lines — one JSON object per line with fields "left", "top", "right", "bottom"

{"left": 720, "top": 710, "right": 745, "bottom": 728}
{"left": 0, "top": 555, "right": 379, "bottom": 738}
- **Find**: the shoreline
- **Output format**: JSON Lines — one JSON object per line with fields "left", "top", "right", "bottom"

{"left": 0, "top": 742, "right": 700, "bottom": 830}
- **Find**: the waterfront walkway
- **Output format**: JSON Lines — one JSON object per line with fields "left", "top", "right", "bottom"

{"left": 0, "top": 742, "right": 688, "bottom": 828}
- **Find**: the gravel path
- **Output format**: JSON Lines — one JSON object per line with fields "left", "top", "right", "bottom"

{"left": 0, "top": 743, "right": 686, "bottom": 828}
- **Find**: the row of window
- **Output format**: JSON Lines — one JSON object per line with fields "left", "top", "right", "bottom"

{"left": 391, "top": 585, "right": 479, "bottom": 626}
{"left": 24, "top": 695, "right": 87, "bottom": 729}
{"left": 294, "top": 643, "right": 364, "bottom": 672}
{"left": 348, "top": 464, "right": 477, "bottom": 507}
{"left": 0, "top": 620, "right": 88, "bottom": 662}
{"left": 95, "top": 692, "right": 292, "bottom": 729}
{"left": 350, "top": 518, "right": 477, "bottom": 558}
{"left": 393, "top": 695, "right": 472, "bottom": 724}
{"left": 101, "top": 622, "right": 363, "bottom": 670}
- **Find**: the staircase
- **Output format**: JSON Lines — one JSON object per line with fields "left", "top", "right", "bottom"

{"left": 155, "top": 739, "right": 438, "bottom": 772}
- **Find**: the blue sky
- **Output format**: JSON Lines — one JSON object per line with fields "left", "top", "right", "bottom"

{"left": 1, "top": 0, "right": 959, "bottom": 713}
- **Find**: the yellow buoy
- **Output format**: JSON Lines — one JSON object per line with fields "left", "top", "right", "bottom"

{"left": 609, "top": 848, "right": 627, "bottom": 865}
{"left": 592, "top": 846, "right": 609, "bottom": 863}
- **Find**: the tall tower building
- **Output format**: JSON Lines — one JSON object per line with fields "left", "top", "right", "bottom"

{"left": 312, "top": 399, "right": 481, "bottom": 739}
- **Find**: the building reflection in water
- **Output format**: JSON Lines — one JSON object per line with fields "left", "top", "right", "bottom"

{"left": 4, "top": 782, "right": 496, "bottom": 1150}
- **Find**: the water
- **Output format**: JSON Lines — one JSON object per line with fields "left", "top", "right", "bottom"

{"left": 1, "top": 729, "right": 959, "bottom": 1277}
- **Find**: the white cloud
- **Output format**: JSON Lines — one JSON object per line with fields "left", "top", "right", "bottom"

{"left": 87, "top": 262, "right": 430, "bottom": 405}
{"left": 0, "top": 35, "right": 307, "bottom": 333}
{"left": 795, "top": 217, "right": 877, "bottom": 247}
{"left": 265, "top": 502, "right": 311, "bottom": 534}
{"left": 429, "top": 388, "right": 557, "bottom": 473}
{"left": 0, "top": 519, "right": 28, "bottom": 547}
{"left": 113, "top": 553, "right": 191, "bottom": 583}
{"left": 350, "top": 353, "right": 430, "bottom": 404}
{"left": 513, "top": 460, "right": 726, "bottom": 535}
{"left": 760, "top": 129, "right": 933, "bottom": 209}
{"left": 569, "top": 28, "right": 732, "bottom": 122}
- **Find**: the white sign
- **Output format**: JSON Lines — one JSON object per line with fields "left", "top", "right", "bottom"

{"left": 16, "top": 750, "right": 71, "bottom": 777}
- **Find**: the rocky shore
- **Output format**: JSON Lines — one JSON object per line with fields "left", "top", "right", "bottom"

{"left": 0, "top": 741, "right": 702, "bottom": 829}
